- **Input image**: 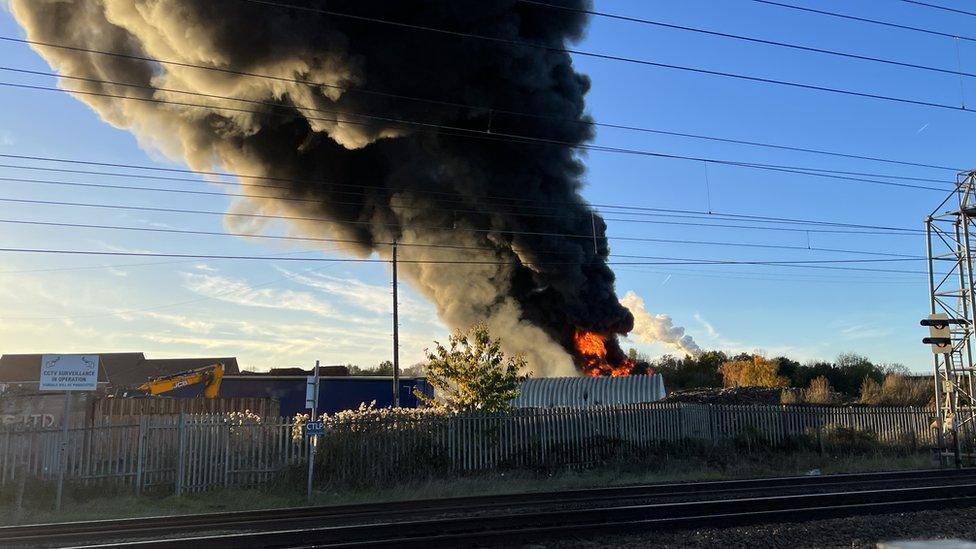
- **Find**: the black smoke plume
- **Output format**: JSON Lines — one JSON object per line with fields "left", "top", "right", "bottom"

{"left": 12, "top": 0, "right": 643, "bottom": 375}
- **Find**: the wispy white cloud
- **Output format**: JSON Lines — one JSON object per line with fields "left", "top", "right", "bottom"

{"left": 683, "top": 313, "right": 829, "bottom": 362}
{"left": 693, "top": 312, "right": 719, "bottom": 339}
{"left": 0, "top": 264, "right": 436, "bottom": 368}
{"left": 144, "top": 333, "right": 326, "bottom": 354}
{"left": 142, "top": 311, "right": 216, "bottom": 333}
{"left": 839, "top": 324, "right": 893, "bottom": 341}
{"left": 91, "top": 240, "right": 157, "bottom": 255}
{"left": 180, "top": 271, "right": 341, "bottom": 319}
{"left": 275, "top": 267, "right": 435, "bottom": 320}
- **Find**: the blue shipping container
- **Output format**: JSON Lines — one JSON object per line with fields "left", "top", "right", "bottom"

{"left": 218, "top": 375, "right": 432, "bottom": 417}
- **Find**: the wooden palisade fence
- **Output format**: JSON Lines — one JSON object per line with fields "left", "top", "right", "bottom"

{"left": 0, "top": 403, "right": 937, "bottom": 495}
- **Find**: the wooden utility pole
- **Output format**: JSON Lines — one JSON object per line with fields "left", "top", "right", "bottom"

{"left": 392, "top": 241, "right": 400, "bottom": 407}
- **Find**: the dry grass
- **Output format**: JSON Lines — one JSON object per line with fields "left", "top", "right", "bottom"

{"left": 0, "top": 452, "right": 933, "bottom": 526}
{"left": 780, "top": 376, "right": 843, "bottom": 405}
{"left": 860, "top": 375, "right": 932, "bottom": 407}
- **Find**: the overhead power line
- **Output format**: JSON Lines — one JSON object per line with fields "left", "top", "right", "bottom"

{"left": 0, "top": 196, "right": 919, "bottom": 244}
{"left": 520, "top": 0, "right": 976, "bottom": 80}
{"left": 4, "top": 0, "right": 975, "bottom": 121}
{"left": 0, "top": 258, "right": 920, "bottom": 322}
{"left": 0, "top": 172, "right": 927, "bottom": 234}
{"left": 0, "top": 247, "right": 338, "bottom": 276}
{"left": 0, "top": 246, "right": 928, "bottom": 268}
{"left": 0, "top": 81, "right": 955, "bottom": 193}
{"left": 898, "top": 0, "right": 976, "bottom": 18}
{"left": 618, "top": 270, "right": 919, "bottom": 285}
{"left": 750, "top": 0, "right": 976, "bottom": 42}
{"left": 232, "top": 0, "right": 975, "bottom": 114}
{"left": 0, "top": 156, "right": 931, "bottom": 233}
{"left": 0, "top": 217, "right": 922, "bottom": 259}
{"left": 2, "top": 64, "right": 960, "bottom": 173}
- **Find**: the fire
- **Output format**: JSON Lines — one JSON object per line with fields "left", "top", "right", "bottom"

{"left": 573, "top": 328, "right": 636, "bottom": 377}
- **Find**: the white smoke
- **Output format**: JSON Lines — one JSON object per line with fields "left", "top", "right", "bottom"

{"left": 620, "top": 291, "right": 701, "bottom": 357}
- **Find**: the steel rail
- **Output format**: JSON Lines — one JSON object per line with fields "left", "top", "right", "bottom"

{"left": 61, "top": 483, "right": 976, "bottom": 548}
{"left": 3, "top": 469, "right": 976, "bottom": 547}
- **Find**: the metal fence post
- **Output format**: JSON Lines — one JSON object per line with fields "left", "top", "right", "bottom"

{"left": 709, "top": 405, "right": 717, "bottom": 446}
{"left": 55, "top": 392, "right": 71, "bottom": 512}
{"left": 14, "top": 457, "right": 26, "bottom": 523}
{"left": 135, "top": 416, "right": 146, "bottom": 496}
{"left": 175, "top": 412, "right": 186, "bottom": 496}
{"left": 223, "top": 420, "right": 230, "bottom": 488}
{"left": 677, "top": 404, "right": 685, "bottom": 442}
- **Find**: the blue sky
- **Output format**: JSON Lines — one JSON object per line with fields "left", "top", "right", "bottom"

{"left": 0, "top": 0, "right": 971, "bottom": 372}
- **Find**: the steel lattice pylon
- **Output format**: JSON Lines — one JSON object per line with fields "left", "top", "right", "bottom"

{"left": 926, "top": 170, "right": 976, "bottom": 465}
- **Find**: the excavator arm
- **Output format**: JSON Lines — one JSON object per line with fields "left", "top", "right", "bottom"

{"left": 136, "top": 363, "right": 225, "bottom": 398}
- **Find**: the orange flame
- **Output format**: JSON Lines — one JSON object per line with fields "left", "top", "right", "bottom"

{"left": 573, "top": 328, "right": 636, "bottom": 377}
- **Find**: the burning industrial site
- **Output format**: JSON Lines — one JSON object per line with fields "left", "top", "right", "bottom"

{"left": 9, "top": 0, "right": 696, "bottom": 376}
{"left": 2, "top": 1, "right": 966, "bottom": 544}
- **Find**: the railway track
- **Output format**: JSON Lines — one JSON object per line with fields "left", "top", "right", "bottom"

{"left": 4, "top": 468, "right": 976, "bottom": 548}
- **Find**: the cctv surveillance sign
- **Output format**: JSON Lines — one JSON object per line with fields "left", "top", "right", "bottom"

{"left": 39, "top": 355, "right": 99, "bottom": 391}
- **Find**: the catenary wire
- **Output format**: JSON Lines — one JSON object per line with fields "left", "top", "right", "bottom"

{"left": 0, "top": 8, "right": 940, "bottom": 326}
{"left": 897, "top": 0, "right": 976, "bottom": 18}
{"left": 0, "top": 158, "right": 932, "bottom": 233}
{"left": 2, "top": 1, "right": 973, "bottom": 133}
{"left": 0, "top": 63, "right": 963, "bottom": 174}
{"left": 0, "top": 195, "right": 927, "bottom": 238}
{"left": 750, "top": 0, "right": 976, "bottom": 42}
{"left": 518, "top": 0, "right": 976, "bottom": 80}
{"left": 0, "top": 11, "right": 936, "bottom": 262}
{"left": 613, "top": 266, "right": 921, "bottom": 284}
{"left": 0, "top": 218, "right": 923, "bottom": 259}
{"left": 0, "top": 246, "right": 930, "bottom": 268}
{"left": 0, "top": 82, "right": 956, "bottom": 194}
{"left": 232, "top": 0, "right": 976, "bottom": 114}
{"left": 0, "top": 173, "right": 928, "bottom": 234}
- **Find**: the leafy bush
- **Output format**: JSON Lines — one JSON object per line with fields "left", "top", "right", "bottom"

{"left": 416, "top": 323, "right": 529, "bottom": 413}
{"left": 300, "top": 403, "right": 450, "bottom": 488}
{"left": 719, "top": 355, "right": 789, "bottom": 388}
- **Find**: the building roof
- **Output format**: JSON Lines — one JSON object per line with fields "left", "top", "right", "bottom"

{"left": 0, "top": 353, "right": 240, "bottom": 388}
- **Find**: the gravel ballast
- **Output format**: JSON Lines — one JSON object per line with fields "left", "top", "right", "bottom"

{"left": 530, "top": 508, "right": 976, "bottom": 548}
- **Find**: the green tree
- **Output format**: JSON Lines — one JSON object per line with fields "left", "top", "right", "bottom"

{"left": 375, "top": 360, "right": 394, "bottom": 375}
{"left": 413, "top": 323, "right": 530, "bottom": 412}
{"left": 651, "top": 351, "right": 727, "bottom": 390}
{"left": 402, "top": 363, "right": 426, "bottom": 377}
{"left": 835, "top": 352, "right": 883, "bottom": 396}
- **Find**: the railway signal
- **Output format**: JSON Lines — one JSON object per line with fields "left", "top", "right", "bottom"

{"left": 920, "top": 314, "right": 965, "bottom": 353}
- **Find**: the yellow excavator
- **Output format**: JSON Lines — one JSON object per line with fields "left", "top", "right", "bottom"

{"left": 135, "top": 363, "right": 225, "bottom": 399}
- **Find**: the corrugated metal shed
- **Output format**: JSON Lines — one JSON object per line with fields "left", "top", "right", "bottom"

{"left": 512, "top": 375, "right": 666, "bottom": 408}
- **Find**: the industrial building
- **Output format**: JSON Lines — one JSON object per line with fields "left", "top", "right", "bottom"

{"left": 1, "top": 353, "right": 665, "bottom": 419}
{"left": 0, "top": 353, "right": 240, "bottom": 391}
{"left": 0, "top": 354, "right": 432, "bottom": 418}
